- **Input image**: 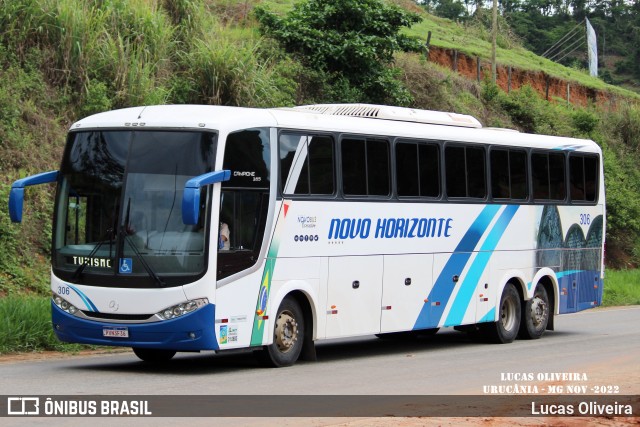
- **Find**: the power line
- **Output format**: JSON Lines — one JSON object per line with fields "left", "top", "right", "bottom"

{"left": 541, "top": 19, "right": 585, "bottom": 59}
{"left": 547, "top": 34, "right": 586, "bottom": 63}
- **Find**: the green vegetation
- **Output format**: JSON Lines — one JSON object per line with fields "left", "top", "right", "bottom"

{"left": 603, "top": 270, "right": 640, "bottom": 307}
{"left": 415, "top": 0, "right": 640, "bottom": 94}
{"left": 0, "top": 295, "right": 87, "bottom": 353}
{"left": 0, "top": 0, "right": 638, "bottom": 354}
{"left": 255, "top": 0, "right": 423, "bottom": 105}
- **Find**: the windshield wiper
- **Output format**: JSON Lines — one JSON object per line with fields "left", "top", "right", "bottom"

{"left": 72, "top": 229, "right": 115, "bottom": 280}
{"left": 120, "top": 198, "right": 166, "bottom": 288}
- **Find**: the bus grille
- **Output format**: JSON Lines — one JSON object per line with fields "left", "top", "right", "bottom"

{"left": 81, "top": 311, "right": 154, "bottom": 321}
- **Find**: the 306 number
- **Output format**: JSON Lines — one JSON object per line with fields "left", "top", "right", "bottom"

{"left": 57, "top": 285, "right": 70, "bottom": 296}
{"left": 580, "top": 214, "right": 591, "bottom": 225}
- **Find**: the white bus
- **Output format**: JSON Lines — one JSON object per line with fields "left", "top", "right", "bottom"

{"left": 9, "top": 104, "right": 605, "bottom": 366}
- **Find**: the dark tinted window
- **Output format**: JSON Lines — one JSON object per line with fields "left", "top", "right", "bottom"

{"left": 396, "top": 141, "right": 440, "bottom": 198}
{"left": 510, "top": 150, "right": 528, "bottom": 199}
{"left": 570, "top": 154, "right": 599, "bottom": 202}
{"left": 467, "top": 147, "right": 486, "bottom": 198}
{"left": 491, "top": 149, "right": 509, "bottom": 198}
{"left": 532, "top": 151, "right": 566, "bottom": 201}
{"left": 532, "top": 152, "right": 549, "bottom": 199}
{"left": 280, "top": 133, "right": 334, "bottom": 195}
{"left": 445, "top": 146, "right": 466, "bottom": 197}
{"left": 396, "top": 143, "right": 419, "bottom": 196}
{"left": 342, "top": 138, "right": 390, "bottom": 196}
{"left": 223, "top": 129, "right": 270, "bottom": 189}
{"left": 445, "top": 145, "right": 486, "bottom": 198}
{"left": 491, "top": 148, "right": 528, "bottom": 200}
{"left": 548, "top": 153, "right": 565, "bottom": 200}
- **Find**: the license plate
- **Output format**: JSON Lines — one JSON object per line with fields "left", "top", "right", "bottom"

{"left": 103, "top": 327, "right": 129, "bottom": 338}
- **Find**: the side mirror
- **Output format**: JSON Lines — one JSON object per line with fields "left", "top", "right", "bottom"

{"left": 182, "top": 170, "right": 231, "bottom": 225}
{"left": 9, "top": 170, "right": 59, "bottom": 223}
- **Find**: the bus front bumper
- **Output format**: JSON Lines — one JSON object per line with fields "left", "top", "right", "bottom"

{"left": 51, "top": 302, "right": 219, "bottom": 351}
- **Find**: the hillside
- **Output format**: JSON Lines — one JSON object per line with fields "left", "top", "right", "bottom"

{"left": 0, "top": 0, "right": 639, "bottom": 297}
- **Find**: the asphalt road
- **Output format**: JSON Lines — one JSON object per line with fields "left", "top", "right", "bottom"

{"left": 1, "top": 306, "right": 638, "bottom": 425}
{"left": 1, "top": 306, "right": 639, "bottom": 395}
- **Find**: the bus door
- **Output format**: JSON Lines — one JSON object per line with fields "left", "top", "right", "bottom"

{"left": 325, "top": 256, "right": 383, "bottom": 338}
{"left": 380, "top": 254, "right": 434, "bottom": 333}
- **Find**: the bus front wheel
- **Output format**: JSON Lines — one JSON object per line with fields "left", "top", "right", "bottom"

{"left": 132, "top": 347, "right": 176, "bottom": 363}
{"left": 518, "top": 285, "right": 550, "bottom": 339}
{"left": 487, "top": 283, "right": 521, "bottom": 344}
{"left": 260, "top": 297, "right": 304, "bottom": 367}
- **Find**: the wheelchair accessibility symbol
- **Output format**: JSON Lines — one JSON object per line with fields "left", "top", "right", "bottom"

{"left": 119, "top": 258, "right": 133, "bottom": 274}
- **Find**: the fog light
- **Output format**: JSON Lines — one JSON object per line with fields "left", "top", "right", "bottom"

{"left": 189, "top": 332, "right": 196, "bottom": 339}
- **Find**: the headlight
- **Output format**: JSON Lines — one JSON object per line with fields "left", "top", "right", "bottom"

{"left": 52, "top": 293, "right": 79, "bottom": 316}
{"left": 157, "top": 298, "right": 208, "bottom": 320}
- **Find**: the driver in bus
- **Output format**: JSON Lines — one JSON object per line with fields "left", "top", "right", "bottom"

{"left": 219, "top": 221, "right": 230, "bottom": 250}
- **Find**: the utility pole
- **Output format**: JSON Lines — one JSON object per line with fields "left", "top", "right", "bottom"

{"left": 491, "top": 0, "right": 498, "bottom": 83}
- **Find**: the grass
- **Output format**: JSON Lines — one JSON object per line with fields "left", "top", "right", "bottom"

{"left": 603, "top": 269, "right": 640, "bottom": 307}
{"left": 0, "top": 295, "right": 87, "bottom": 354}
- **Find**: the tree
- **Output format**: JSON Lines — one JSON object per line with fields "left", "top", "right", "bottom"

{"left": 255, "top": 0, "right": 423, "bottom": 105}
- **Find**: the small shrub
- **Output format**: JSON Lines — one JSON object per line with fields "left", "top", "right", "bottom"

{"left": 571, "top": 109, "right": 598, "bottom": 136}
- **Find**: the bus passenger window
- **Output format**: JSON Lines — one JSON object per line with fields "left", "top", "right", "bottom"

{"left": 445, "top": 145, "right": 485, "bottom": 198}
{"left": 532, "top": 152, "right": 550, "bottom": 199}
{"left": 570, "top": 154, "right": 599, "bottom": 203}
{"left": 548, "top": 152, "right": 566, "bottom": 200}
{"left": 396, "top": 141, "right": 440, "bottom": 198}
{"left": 490, "top": 148, "right": 527, "bottom": 200}
{"left": 341, "top": 138, "right": 390, "bottom": 197}
{"left": 280, "top": 133, "right": 334, "bottom": 196}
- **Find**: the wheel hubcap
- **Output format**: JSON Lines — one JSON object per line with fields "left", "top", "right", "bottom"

{"left": 530, "top": 297, "right": 547, "bottom": 328}
{"left": 501, "top": 297, "right": 516, "bottom": 331}
{"left": 275, "top": 310, "right": 298, "bottom": 353}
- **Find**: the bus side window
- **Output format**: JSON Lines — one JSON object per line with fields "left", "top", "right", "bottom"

{"left": 279, "top": 133, "right": 334, "bottom": 196}
{"left": 570, "top": 154, "right": 598, "bottom": 203}
{"left": 341, "top": 137, "right": 390, "bottom": 197}
{"left": 445, "top": 144, "right": 486, "bottom": 199}
{"left": 396, "top": 140, "right": 440, "bottom": 198}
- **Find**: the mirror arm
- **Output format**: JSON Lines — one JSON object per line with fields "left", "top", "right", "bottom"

{"left": 182, "top": 170, "right": 231, "bottom": 225}
{"left": 9, "top": 170, "right": 59, "bottom": 223}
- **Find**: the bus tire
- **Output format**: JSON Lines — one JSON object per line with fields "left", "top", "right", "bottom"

{"left": 260, "top": 297, "right": 304, "bottom": 367}
{"left": 132, "top": 348, "right": 176, "bottom": 362}
{"left": 487, "top": 283, "right": 521, "bottom": 344}
{"left": 518, "top": 285, "right": 550, "bottom": 339}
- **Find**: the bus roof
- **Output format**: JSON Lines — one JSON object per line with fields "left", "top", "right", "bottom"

{"left": 70, "top": 104, "right": 600, "bottom": 154}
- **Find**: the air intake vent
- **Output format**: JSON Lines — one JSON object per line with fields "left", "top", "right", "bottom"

{"left": 291, "top": 103, "right": 482, "bottom": 128}
{"left": 81, "top": 311, "right": 154, "bottom": 321}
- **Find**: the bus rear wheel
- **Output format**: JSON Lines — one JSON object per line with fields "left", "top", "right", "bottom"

{"left": 132, "top": 348, "right": 176, "bottom": 363}
{"left": 518, "top": 285, "right": 550, "bottom": 339}
{"left": 259, "top": 297, "right": 304, "bottom": 367}
{"left": 487, "top": 283, "right": 521, "bottom": 344}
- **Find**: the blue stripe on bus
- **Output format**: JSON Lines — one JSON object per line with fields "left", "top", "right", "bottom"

{"left": 68, "top": 284, "right": 99, "bottom": 312}
{"left": 413, "top": 204, "right": 501, "bottom": 330}
{"left": 444, "top": 205, "right": 519, "bottom": 326}
{"left": 478, "top": 307, "right": 495, "bottom": 323}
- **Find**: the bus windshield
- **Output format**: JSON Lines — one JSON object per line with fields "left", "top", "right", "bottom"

{"left": 52, "top": 130, "right": 217, "bottom": 288}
